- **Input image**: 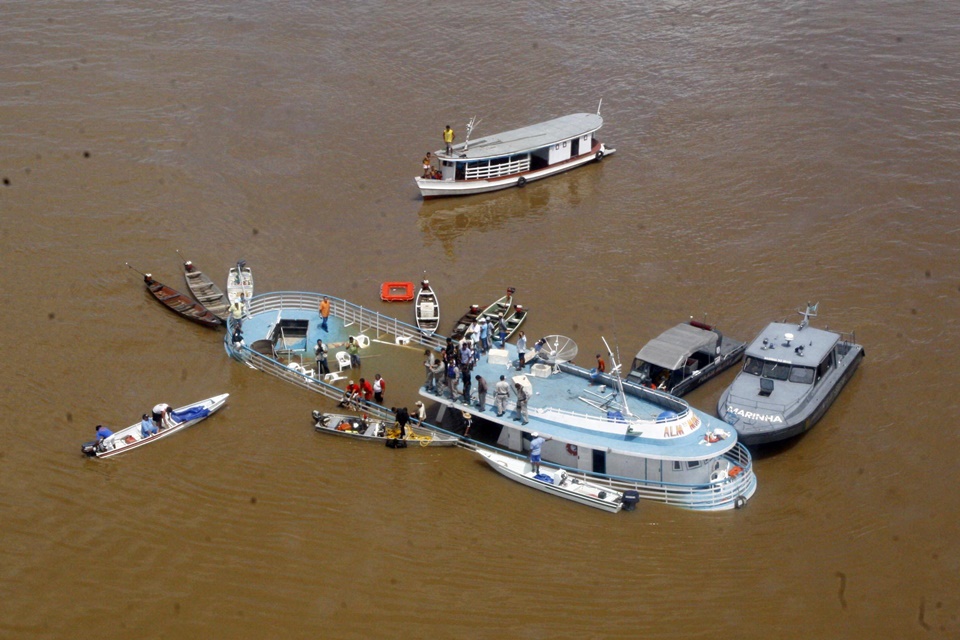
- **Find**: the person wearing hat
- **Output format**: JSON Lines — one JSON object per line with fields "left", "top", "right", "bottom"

{"left": 140, "top": 413, "right": 158, "bottom": 439}
{"left": 338, "top": 380, "right": 360, "bottom": 410}
{"left": 494, "top": 374, "right": 510, "bottom": 416}
{"left": 412, "top": 400, "right": 426, "bottom": 426}
{"left": 478, "top": 316, "right": 490, "bottom": 353}
{"left": 529, "top": 431, "right": 550, "bottom": 474}
{"left": 513, "top": 382, "right": 530, "bottom": 425}
{"left": 461, "top": 411, "right": 473, "bottom": 438}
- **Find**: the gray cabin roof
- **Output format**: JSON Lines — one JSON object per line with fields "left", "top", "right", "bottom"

{"left": 744, "top": 322, "right": 839, "bottom": 365}
{"left": 440, "top": 113, "right": 602, "bottom": 160}
{"left": 635, "top": 323, "right": 719, "bottom": 370}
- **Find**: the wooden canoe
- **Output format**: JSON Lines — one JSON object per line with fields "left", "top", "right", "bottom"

{"left": 143, "top": 274, "right": 223, "bottom": 328}
{"left": 181, "top": 258, "right": 229, "bottom": 320}
{"left": 450, "top": 287, "right": 515, "bottom": 341}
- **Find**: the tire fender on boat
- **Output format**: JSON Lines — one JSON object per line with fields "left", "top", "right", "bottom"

{"left": 595, "top": 150, "right": 604, "bottom": 161}
{"left": 566, "top": 443, "right": 578, "bottom": 456}
{"left": 735, "top": 496, "right": 747, "bottom": 509}
{"left": 517, "top": 176, "right": 527, "bottom": 188}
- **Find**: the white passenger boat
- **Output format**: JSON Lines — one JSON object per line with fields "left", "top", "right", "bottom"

{"left": 226, "top": 260, "right": 253, "bottom": 307}
{"left": 421, "top": 336, "right": 756, "bottom": 511}
{"left": 81, "top": 394, "right": 229, "bottom": 458}
{"left": 415, "top": 107, "right": 615, "bottom": 199}
{"left": 475, "top": 447, "right": 624, "bottom": 513}
{"left": 312, "top": 411, "right": 459, "bottom": 447}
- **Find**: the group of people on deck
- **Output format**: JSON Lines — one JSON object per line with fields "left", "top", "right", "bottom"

{"left": 420, "top": 124, "right": 457, "bottom": 179}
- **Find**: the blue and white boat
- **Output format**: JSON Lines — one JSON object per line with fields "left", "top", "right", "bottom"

{"left": 415, "top": 106, "right": 615, "bottom": 199}
{"left": 422, "top": 336, "right": 756, "bottom": 511}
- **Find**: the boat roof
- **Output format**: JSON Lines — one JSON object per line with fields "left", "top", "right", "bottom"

{"left": 745, "top": 322, "right": 839, "bottom": 365}
{"left": 635, "top": 323, "right": 719, "bottom": 370}
{"left": 439, "top": 113, "right": 602, "bottom": 160}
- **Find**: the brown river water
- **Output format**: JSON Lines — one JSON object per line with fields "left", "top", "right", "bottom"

{"left": 1, "top": 2, "right": 958, "bottom": 638}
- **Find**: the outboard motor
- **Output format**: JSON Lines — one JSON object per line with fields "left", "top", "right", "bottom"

{"left": 311, "top": 410, "right": 331, "bottom": 426}
{"left": 81, "top": 441, "right": 99, "bottom": 457}
{"left": 622, "top": 490, "right": 641, "bottom": 512}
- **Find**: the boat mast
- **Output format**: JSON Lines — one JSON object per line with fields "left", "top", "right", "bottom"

{"left": 601, "top": 335, "right": 634, "bottom": 418}
{"left": 798, "top": 301, "right": 819, "bottom": 331}
{"left": 596, "top": 98, "right": 603, "bottom": 115}
{"left": 463, "top": 116, "right": 481, "bottom": 151}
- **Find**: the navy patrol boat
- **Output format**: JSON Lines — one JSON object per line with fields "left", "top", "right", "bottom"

{"left": 415, "top": 104, "right": 615, "bottom": 199}
{"left": 717, "top": 303, "right": 864, "bottom": 446}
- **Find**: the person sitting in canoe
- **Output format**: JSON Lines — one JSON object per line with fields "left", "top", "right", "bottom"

{"left": 140, "top": 413, "right": 158, "bottom": 438}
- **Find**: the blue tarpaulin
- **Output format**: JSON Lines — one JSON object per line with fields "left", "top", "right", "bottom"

{"left": 171, "top": 406, "right": 210, "bottom": 422}
{"left": 533, "top": 473, "right": 554, "bottom": 484}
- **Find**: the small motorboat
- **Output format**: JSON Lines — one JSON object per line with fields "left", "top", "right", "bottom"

{"left": 415, "top": 279, "right": 440, "bottom": 337}
{"left": 627, "top": 318, "right": 746, "bottom": 397}
{"left": 82, "top": 393, "right": 229, "bottom": 458}
{"left": 311, "top": 411, "right": 459, "bottom": 447}
{"left": 179, "top": 253, "right": 229, "bottom": 321}
{"left": 227, "top": 260, "right": 254, "bottom": 308}
{"left": 475, "top": 447, "right": 625, "bottom": 513}
{"left": 380, "top": 281, "right": 415, "bottom": 302}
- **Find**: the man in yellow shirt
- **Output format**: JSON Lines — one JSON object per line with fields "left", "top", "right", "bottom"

{"left": 443, "top": 125, "right": 455, "bottom": 154}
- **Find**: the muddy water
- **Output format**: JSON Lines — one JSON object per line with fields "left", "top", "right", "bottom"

{"left": 1, "top": 1, "right": 958, "bottom": 637}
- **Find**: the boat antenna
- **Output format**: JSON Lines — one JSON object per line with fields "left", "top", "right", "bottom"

{"left": 464, "top": 115, "right": 481, "bottom": 150}
{"left": 596, "top": 98, "right": 603, "bottom": 116}
{"left": 798, "top": 301, "right": 819, "bottom": 331}
{"left": 601, "top": 335, "right": 634, "bottom": 418}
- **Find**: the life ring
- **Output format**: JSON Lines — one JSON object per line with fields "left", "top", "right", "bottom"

{"left": 729, "top": 465, "right": 743, "bottom": 478}
{"left": 735, "top": 496, "right": 746, "bottom": 509}
{"left": 566, "top": 443, "right": 578, "bottom": 456}
{"left": 517, "top": 176, "right": 527, "bottom": 188}
{"left": 595, "top": 150, "right": 604, "bottom": 161}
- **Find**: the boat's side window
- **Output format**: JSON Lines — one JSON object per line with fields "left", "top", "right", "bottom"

{"left": 816, "top": 353, "right": 834, "bottom": 382}
{"left": 789, "top": 366, "right": 816, "bottom": 384}
{"left": 672, "top": 461, "right": 683, "bottom": 471}
{"left": 743, "top": 356, "right": 763, "bottom": 376}
{"left": 687, "top": 460, "right": 702, "bottom": 469}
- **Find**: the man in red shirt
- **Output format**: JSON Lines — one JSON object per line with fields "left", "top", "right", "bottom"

{"left": 358, "top": 377, "right": 374, "bottom": 404}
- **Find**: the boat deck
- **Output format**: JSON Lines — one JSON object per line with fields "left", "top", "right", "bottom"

{"left": 421, "top": 343, "right": 737, "bottom": 461}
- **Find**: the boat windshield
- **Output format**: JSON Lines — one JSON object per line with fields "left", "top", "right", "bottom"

{"left": 743, "top": 356, "right": 763, "bottom": 376}
{"left": 761, "top": 360, "right": 791, "bottom": 381}
{"left": 788, "top": 365, "right": 816, "bottom": 384}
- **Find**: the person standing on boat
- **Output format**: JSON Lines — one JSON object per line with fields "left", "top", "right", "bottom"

{"left": 478, "top": 317, "right": 490, "bottom": 353}
{"left": 319, "top": 296, "right": 331, "bottom": 332}
{"left": 152, "top": 403, "right": 173, "bottom": 430}
{"left": 497, "top": 313, "right": 508, "bottom": 348}
{"left": 516, "top": 331, "right": 528, "bottom": 370}
{"left": 140, "top": 413, "right": 158, "bottom": 439}
{"left": 315, "top": 339, "right": 330, "bottom": 376}
{"left": 373, "top": 374, "right": 386, "bottom": 403}
{"left": 461, "top": 411, "right": 473, "bottom": 439}
{"left": 513, "top": 382, "right": 530, "bottom": 425}
{"left": 475, "top": 375, "right": 488, "bottom": 412}
{"left": 347, "top": 337, "right": 361, "bottom": 368}
{"left": 422, "top": 151, "right": 433, "bottom": 178}
{"left": 443, "top": 125, "right": 455, "bottom": 154}
{"left": 423, "top": 349, "right": 436, "bottom": 391}
{"left": 430, "top": 355, "right": 445, "bottom": 393}
{"left": 494, "top": 375, "right": 510, "bottom": 417}
{"left": 460, "top": 366, "right": 472, "bottom": 404}
{"left": 445, "top": 360, "right": 460, "bottom": 400}
{"left": 394, "top": 406, "right": 410, "bottom": 440}
{"left": 529, "top": 432, "right": 550, "bottom": 474}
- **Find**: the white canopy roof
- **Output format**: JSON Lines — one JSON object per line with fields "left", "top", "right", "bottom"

{"left": 635, "top": 324, "right": 718, "bottom": 370}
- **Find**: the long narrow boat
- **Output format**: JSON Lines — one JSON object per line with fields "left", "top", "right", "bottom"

{"left": 475, "top": 447, "right": 624, "bottom": 513}
{"left": 415, "top": 279, "right": 440, "bottom": 337}
{"left": 450, "top": 287, "right": 516, "bottom": 341}
{"left": 143, "top": 274, "right": 222, "bottom": 328}
{"left": 226, "top": 260, "right": 254, "bottom": 307}
{"left": 415, "top": 108, "right": 616, "bottom": 199}
{"left": 312, "top": 411, "right": 459, "bottom": 447}
{"left": 180, "top": 255, "right": 229, "bottom": 321}
{"left": 82, "top": 393, "right": 229, "bottom": 458}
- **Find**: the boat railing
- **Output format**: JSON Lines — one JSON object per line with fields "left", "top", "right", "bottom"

{"left": 471, "top": 442, "right": 755, "bottom": 511}
{"left": 464, "top": 157, "right": 531, "bottom": 180}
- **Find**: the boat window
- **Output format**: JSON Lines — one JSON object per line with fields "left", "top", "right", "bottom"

{"left": 761, "top": 360, "right": 790, "bottom": 381}
{"left": 687, "top": 460, "right": 702, "bottom": 469}
{"left": 672, "top": 461, "right": 683, "bottom": 471}
{"left": 788, "top": 366, "right": 816, "bottom": 384}
{"left": 743, "top": 356, "right": 763, "bottom": 376}
{"left": 816, "top": 352, "right": 834, "bottom": 381}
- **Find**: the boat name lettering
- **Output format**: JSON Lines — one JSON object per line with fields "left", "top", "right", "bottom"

{"left": 729, "top": 407, "right": 784, "bottom": 423}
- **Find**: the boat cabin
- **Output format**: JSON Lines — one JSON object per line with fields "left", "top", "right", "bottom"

{"left": 436, "top": 113, "right": 603, "bottom": 182}
{"left": 628, "top": 322, "right": 721, "bottom": 390}
{"left": 737, "top": 323, "right": 841, "bottom": 393}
